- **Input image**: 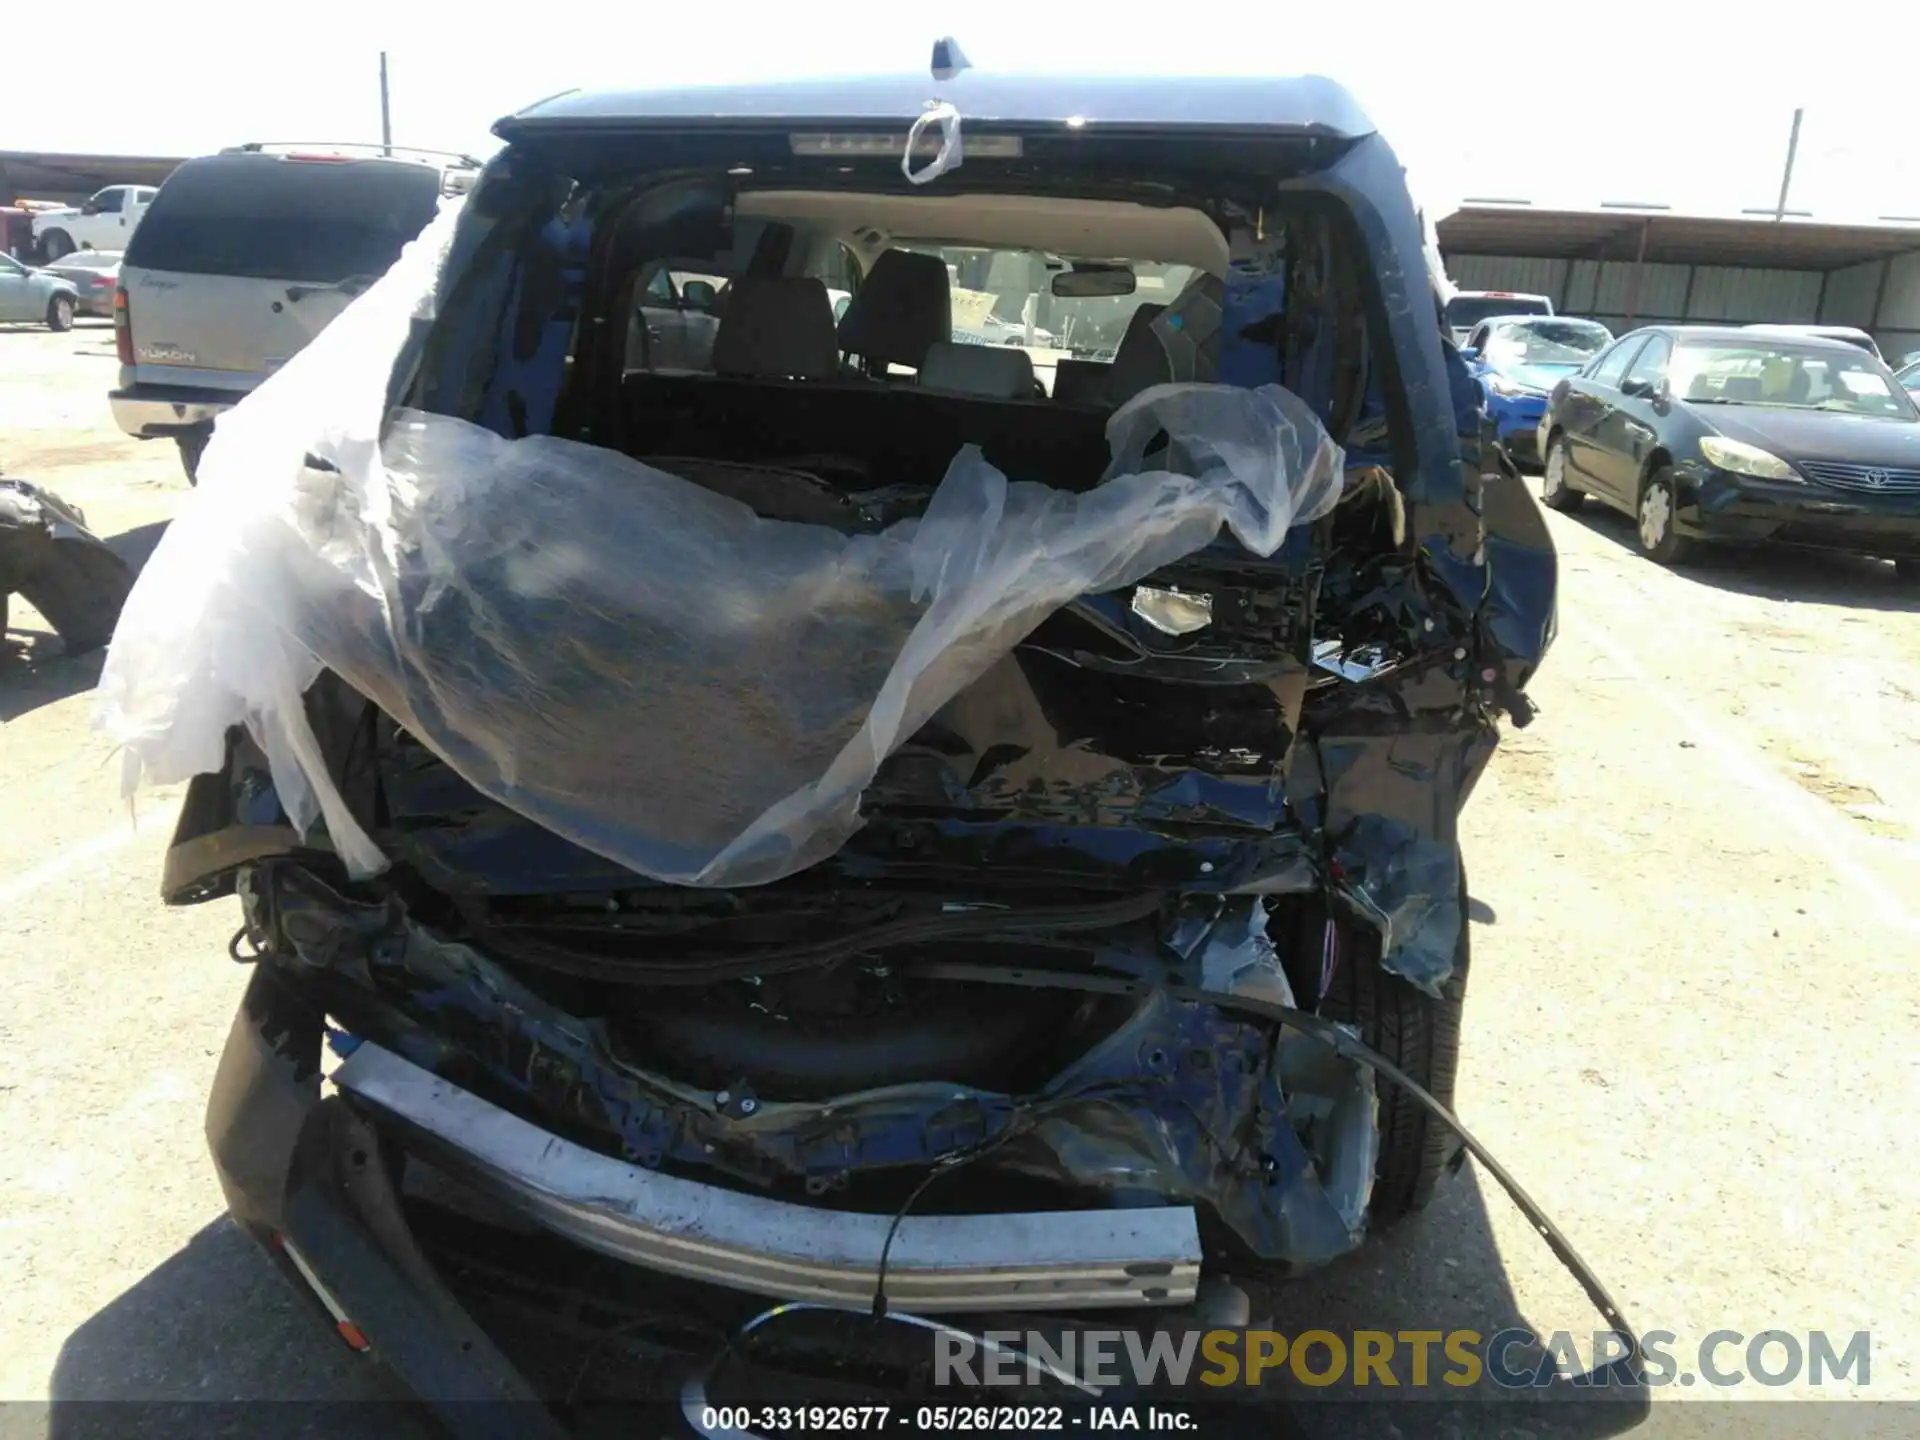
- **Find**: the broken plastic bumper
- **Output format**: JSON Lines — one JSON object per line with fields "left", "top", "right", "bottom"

{"left": 334, "top": 1041, "right": 1203, "bottom": 1313}
{"left": 1485, "top": 394, "right": 1547, "bottom": 467}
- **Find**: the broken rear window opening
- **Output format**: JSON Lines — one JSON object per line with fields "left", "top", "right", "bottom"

{"left": 95, "top": 86, "right": 1592, "bottom": 1419}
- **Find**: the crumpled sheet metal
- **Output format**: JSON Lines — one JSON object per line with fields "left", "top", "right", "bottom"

{"left": 95, "top": 205, "right": 1347, "bottom": 888}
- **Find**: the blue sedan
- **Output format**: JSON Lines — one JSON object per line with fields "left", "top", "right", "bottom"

{"left": 1460, "top": 316, "right": 1613, "bottom": 468}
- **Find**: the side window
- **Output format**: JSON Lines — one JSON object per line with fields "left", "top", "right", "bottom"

{"left": 1624, "top": 335, "right": 1672, "bottom": 389}
{"left": 94, "top": 188, "right": 126, "bottom": 214}
{"left": 133, "top": 188, "right": 157, "bottom": 205}
{"left": 643, "top": 267, "right": 675, "bottom": 304}
{"left": 1465, "top": 323, "right": 1488, "bottom": 353}
{"left": 1590, "top": 337, "right": 1643, "bottom": 388}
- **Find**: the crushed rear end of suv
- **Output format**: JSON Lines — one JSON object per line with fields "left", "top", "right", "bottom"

{"left": 96, "top": 67, "right": 1579, "bottom": 1429}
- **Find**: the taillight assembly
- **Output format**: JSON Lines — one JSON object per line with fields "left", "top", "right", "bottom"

{"left": 113, "top": 285, "right": 132, "bottom": 365}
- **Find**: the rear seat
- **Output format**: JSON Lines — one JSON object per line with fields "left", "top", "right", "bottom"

{"left": 616, "top": 247, "right": 1114, "bottom": 491}
{"left": 710, "top": 275, "right": 839, "bottom": 380}
{"left": 919, "top": 341, "right": 1035, "bottom": 399}
{"left": 622, "top": 373, "right": 1112, "bottom": 491}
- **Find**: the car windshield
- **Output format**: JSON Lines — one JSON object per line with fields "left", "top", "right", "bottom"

{"left": 1672, "top": 343, "right": 1919, "bottom": 419}
{"left": 1446, "top": 295, "right": 1551, "bottom": 329}
{"left": 1485, "top": 319, "right": 1610, "bottom": 366}
{"left": 897, "top": 246, "right": 1194, "bottom": 354}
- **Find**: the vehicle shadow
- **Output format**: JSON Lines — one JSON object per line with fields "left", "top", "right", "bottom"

{"left": 1243, "top": 1165, "right": 1648, "bottom": 1438}
{"left": 0, "top": 638, "right": 104, "bottom": 720}
{"left": 1564, "top": 504, "right": 1920, "bottom": 613}
{"left": 104, "top": 519, "right": 169, "bottom": 573}
{"left": 36, "top": 1171, "right": 1649, "bottom": 1439}
{"left": 42, "top": 1217, "right": 427, "bottom": 1440}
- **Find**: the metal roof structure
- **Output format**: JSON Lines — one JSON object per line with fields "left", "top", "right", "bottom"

{"left": 1437, "top": 205, "right": 1920, "bottom": 271}
{"left": 1, "top": 150, "right": 186, "bottom": 201}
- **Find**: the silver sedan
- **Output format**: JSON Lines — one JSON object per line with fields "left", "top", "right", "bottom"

{"left": 0, "top": 253, "right": 81, "bottom": 330}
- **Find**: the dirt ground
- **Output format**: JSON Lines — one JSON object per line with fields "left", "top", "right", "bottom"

{"left": 3, "top": 318, "right": 1919, "bottom": 1435}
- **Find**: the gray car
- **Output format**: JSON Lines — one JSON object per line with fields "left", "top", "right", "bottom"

{"left": 0, "top": 253, "right": 79, "bottom": 330}
{"left": 40, "top": 251, "right": 121, "bottom": 318}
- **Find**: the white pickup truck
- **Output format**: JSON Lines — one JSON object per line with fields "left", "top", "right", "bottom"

{"left": 32, "top": 185, "right": 158, "bottom": 260}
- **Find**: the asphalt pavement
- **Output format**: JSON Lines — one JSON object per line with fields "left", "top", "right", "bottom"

{"left": 2, "top": 321, "right": 1917, "bottom": 1437}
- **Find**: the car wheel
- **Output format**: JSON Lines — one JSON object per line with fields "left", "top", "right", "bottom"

{"left": 176, "top": 428, "right": 211, "bottom": 485}
{"left": 1316, "top": 874, "right": 1470, "bottom": 1226}
{"left": 40, "top": 230, "right": 75, "bottom": 261}
{"left": 46, "top": 294, "right": 75, "bottom": 332}
{"left": 1541, "top": 437, "right": 1586, "bottom": 513}
{"left": 1636, "top": 466, "right": 1691, "bottom": 564}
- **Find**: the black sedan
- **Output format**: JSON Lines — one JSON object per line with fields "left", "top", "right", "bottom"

{"left": 1535, "top": 326, "right": 1920, "bottom": 577}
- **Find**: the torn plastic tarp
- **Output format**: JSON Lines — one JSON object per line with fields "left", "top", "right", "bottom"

{"left": 94, "top": 206, "right": 1346, "bottom": 888}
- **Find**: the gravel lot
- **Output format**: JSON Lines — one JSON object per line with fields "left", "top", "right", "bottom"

{"left": 3, "top": 320, "right": 1918, "bottom": 1436}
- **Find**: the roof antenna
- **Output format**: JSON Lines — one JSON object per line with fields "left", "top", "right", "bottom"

{"left": 930, "top": 37, "right": 970, "bottom": 82}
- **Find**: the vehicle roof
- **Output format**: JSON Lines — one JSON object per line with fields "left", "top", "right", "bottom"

{"left": 1746, "top": 322, "right": 1870, "bottom": 333}
{"left": 1635, "top": 324, "right": 1881, "bottom": 352}
{"left": 498, "top": 74, "right": 1376, "bottom": 139}
{"left": 1452, "top": 290, "right": 1551, "bottom": 300}
{"left": 1481, "top": 313, "right": 1605, "bottom": 326}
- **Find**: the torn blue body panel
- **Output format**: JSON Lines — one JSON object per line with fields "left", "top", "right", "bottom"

{"left": 255, "top": 864, "right": 1374, "bottom": 1272}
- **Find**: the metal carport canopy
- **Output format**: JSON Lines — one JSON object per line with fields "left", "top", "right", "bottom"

{"left": 1, "top": 151, "right": 187, "bottom": 204}
{"left": 1436, "top": 205, "right": 1920, "bottom": 271}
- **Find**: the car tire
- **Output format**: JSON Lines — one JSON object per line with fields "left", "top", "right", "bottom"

{"left": 46, "top": 295, "right": 75, "bottom": 332}
{"left": 176, "top": 428, "right": 211, "bottom": 485}
{"left": 1541, "top": 436, "right": 1586, "bottom": 513}
{"left": 1316, "top": 876, "right": 1470, "bottom": 1226}
{"left": 40, "top": 230, "right": 75, "bottom": 261}
{"left": 1636, "top": 466, "right": 1691, "bottom": 565}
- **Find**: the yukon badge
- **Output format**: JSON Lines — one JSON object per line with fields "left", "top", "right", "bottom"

{"left": 138, "top": 342, "right": 197, "bottom": 365}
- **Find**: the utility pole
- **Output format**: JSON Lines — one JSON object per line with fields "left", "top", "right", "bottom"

{"left": 379, "top": 52, "right": 393, "bottom": 156}
{"left": 1772, "top": 107, "right": 1803, "bottom": 222}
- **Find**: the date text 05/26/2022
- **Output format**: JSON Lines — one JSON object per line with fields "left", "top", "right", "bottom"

{"left": 698, "top": 1406, "right": 1195, "bottom": 1432}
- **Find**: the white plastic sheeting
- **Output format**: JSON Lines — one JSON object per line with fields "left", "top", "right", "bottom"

{"left": 95, "top": 202, "right": 1347, "bottom": 888}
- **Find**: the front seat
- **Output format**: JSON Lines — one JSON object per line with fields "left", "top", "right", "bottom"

{"left": 836, "top": 250, "right": 952, "bottom": 377}
{"left": 709, "top": 275, "right": 839, "bottom": 380}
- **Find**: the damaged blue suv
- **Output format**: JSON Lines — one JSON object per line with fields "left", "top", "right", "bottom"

{"left": 150, "top": 68, "right": 1564, "bottom": 1429}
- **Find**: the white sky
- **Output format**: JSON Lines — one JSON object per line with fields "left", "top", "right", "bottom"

{"left": 6, "top": 4, "right": 1918, "bottom": 223}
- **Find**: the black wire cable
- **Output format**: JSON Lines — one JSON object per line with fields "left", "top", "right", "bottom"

{"left": 907, "top": 959, "right": 1643, "bottom": 1374}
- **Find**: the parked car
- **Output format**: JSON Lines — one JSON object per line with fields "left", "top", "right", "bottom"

{"left": 1537, "top": 325, "right": 1920, "bottom": 575}
{"left": 1444, "top": 288, "right": 1553, "bottom": 344}
{"left": 40, "top": 250, "right": 121, "bottom": 318}
{"left": 1895, "top": 354, "right": 1920, "bottom": 400}
{"left": 111, "top": 70, "right": 1574, "bottom": 1425}
{"left": 1461, "top": 315, "right": 1612, "bottom": 467}
{"left": 31, "top": 184, "right": 157, "bottom": 261}
{"left": 631, "top": 267, "right": 730, "bottom": 371}
{"left": 1744, "top": 323, "right": 1881, "bottom": 360}
{"left": 0, "top": 253, "right": 78, "bottom": 330}
{"left": 109, "top": 144, "right": 478, "bottom": 480}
